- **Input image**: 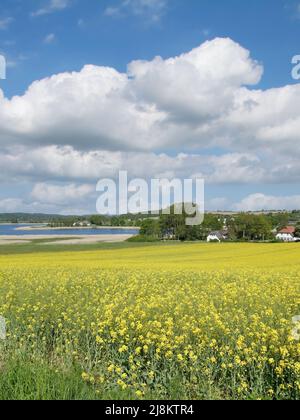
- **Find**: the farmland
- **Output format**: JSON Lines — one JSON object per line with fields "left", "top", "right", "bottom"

{"left": 0, "top": 243, "right": 300, "bottom": 400}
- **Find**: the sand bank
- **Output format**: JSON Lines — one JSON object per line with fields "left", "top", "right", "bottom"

{"left": 0, "top": 234, "right": 134, "bottom": 246}
{"left": 15, "top": 226, "right": 139, "bottom": 231}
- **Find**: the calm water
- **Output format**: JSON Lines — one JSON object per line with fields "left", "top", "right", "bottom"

{"left": 0, "top": 224, "right": 139, "bottom": 236}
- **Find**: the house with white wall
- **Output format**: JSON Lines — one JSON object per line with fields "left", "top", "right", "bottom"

{"left": 207, "top": 231, "right": 227, "bottom": 243}
{"left": 276, "top": 226, "right": 296, "bottom": 242}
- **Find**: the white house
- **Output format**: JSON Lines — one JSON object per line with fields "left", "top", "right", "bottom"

{"left": 276, "top": 226, "right": 296, "bottom": 242}
{"left": 207, "top": 231, "right": 227, "bottom": 243}
{"left": 73, "top": 221, "right": 92, "bottom": 227}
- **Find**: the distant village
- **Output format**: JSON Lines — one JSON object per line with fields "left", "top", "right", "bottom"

{"left": 1, "top": 209, "right": 300, "bottom": 243}
{"left": 207, "top": 225, "right": 299, "bottom": 243}
{"left": 205, "top": 214, "right": 300, "bottom": 243}
{"left": 135, "top": 208, "right": 300, "bottom": 243}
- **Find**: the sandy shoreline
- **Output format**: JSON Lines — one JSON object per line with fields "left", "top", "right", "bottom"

{"left": 15, "top": 226, "right": 139, "bottom": 231}
{"left": 0, "top": 234, "right": 135, "bottom": 246}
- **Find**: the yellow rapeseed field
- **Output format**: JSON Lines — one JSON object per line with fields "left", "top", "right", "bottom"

{"left": 0, "top": 243, "right": 300, "bottom": 400}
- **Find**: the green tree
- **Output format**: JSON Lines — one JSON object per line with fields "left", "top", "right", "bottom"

{"left": 140, "top": 219, "right": 160, "bottom": 237}
{"left": 89, "top": 215, "right": 105, "bottom": 226}
{"left": 228, "top": 214, "right": 272, "bottom": 241}
{"left": 295, "top": 224, "right": 300, "bottom": 238}
{"left": 159, "top": 204, "right": 204, "bottom": 241}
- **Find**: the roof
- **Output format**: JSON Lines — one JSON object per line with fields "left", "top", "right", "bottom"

{"left": 279, "top": 226, "right": 296, "bottom": 234}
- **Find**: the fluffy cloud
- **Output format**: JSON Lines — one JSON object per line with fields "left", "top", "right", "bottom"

{"left": 234, "top": 193, "right": 300, "bottom": 212}
{"left": 0, "top": 182, "right": 95, "bottom": 215}
{"left": 1, "top": 36, "right": 299, "bottom": 159}
{"left": 2, "top": 144, "right": 300, "bottom": 188}
{"left": 31, "top": 183, "right": 94, "bottom": 206}
{"left": 1, "top": 37, "right": 300, "bottom": 211}
{"left": 0, "top": 38, "right": 266, "bottom": 154}
{"left": 128, "top": 38, "right": 262, "bottom": 122}
{"left": 0, "top": 145, "right": 272, "bottom": 184}
{"left": 0, "top": 65, "right": 158, "bottom": 151}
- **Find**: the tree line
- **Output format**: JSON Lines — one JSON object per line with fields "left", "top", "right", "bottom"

{"left": 132, "top": 206, "right": 300, "bottom": 242}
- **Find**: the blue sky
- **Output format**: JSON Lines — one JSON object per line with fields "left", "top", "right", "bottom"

{"left": 1, "top": 0, "right": 300, "bottom": 213}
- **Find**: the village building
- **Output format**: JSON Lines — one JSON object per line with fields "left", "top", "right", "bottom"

{"left": 207, "top": 231, "right": 227, "bottom": 243}
{"left": 73, "top": 221, "right": 92, "bottom": 227}
{"left": 276, "top": 226, "right": 296, "bottom": 242}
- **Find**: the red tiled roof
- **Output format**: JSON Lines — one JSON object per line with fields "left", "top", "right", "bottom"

{"left": 279, "top": 226, "right": 296, "bottom": 234}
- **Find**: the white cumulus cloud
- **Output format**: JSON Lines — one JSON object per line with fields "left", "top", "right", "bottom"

{"left": 0, "top": 38, "right": 264, "bottom": 153}
{"left": 0, "top": 37, "right": 300, "bottom": 212}
{"left": 31, "top": 183, "right": 94, "bottom": 206}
